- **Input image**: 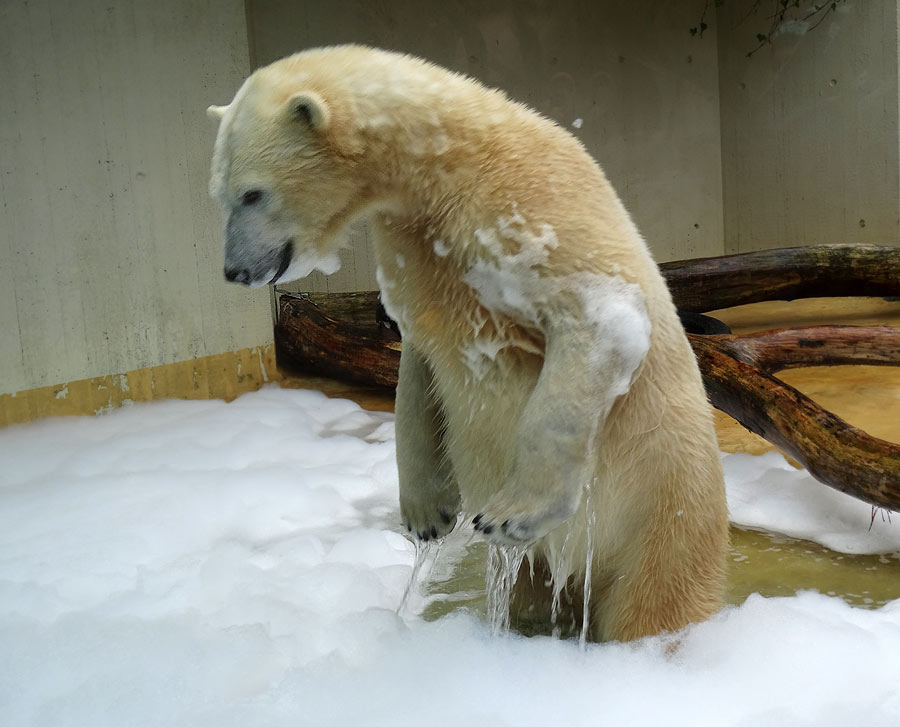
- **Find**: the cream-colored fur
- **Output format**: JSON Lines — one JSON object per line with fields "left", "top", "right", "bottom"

{"left": 209, "top": 45, "right": 729, "bottom": 642}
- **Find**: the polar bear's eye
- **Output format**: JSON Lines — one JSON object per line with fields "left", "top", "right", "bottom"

{"left": 241, "top": 189, "right": 263, "bottom": 206}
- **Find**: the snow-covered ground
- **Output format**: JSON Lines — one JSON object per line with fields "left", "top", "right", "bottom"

{"left": 2, "top": 386, "right": 900, "bottom": 726}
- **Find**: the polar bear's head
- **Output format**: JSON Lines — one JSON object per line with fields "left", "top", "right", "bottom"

{"left": 207, "top": 61, "right": 366, "bottom": 288}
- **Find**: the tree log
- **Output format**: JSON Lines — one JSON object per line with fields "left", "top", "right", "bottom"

{"left": 690, "top": 333, "right": 900, "bottom": 510}
{"left": 660, "top": 245, "right": 900, "bottom": 312}
{"left": 275, "top": 292, "right": 400, "bottom": 388}
{"left": 711, "top": 326, "right": 900, "bottom": 374}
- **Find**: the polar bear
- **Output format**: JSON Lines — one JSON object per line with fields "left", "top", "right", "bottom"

{"left": 208, "top": 45, "right": 729, "bottom": 642}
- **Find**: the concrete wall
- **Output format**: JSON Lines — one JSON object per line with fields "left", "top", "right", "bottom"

{"left": 0, "top": 0, "right": 272, "bottom": 396}
{"left": 716, "top": 1, "right": 900, "bottom": 253}
{"left": 246, "top": 0, "right": 726, "bottom": 294}
{"left": 5, "top": 0, "right": 899, "bottom": 411}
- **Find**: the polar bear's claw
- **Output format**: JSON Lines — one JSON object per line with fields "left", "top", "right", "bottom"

{"left": 411, "top": 525, "right": 438, "bottom": 542}
{"left": 474, "top": 490, "right": 579, "bottom": 546}
{"left": 404, "top": 519, "right": 452, "bottom": 542}
{"left": 473, "top": 514, "right": 536, "bottom": 545}
{"left": 401, "top": 492, "right": 460, "bottom": 542}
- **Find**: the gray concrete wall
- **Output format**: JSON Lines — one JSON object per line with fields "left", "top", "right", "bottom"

{"left": 246, "top": 0, "right": 726, "bottom": 294}
{"left": 6, "top": 0, "right": 898, "bottom": 401}
{"left": 716, "top": 1, "right": 900, "bottom": 252}
{"left": 0, "top": 0, "right": 272, "bottom": 396}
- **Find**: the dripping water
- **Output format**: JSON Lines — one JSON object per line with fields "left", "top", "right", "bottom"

{"left": 485, "top": 543, "right": 528, "bottom": 635}
{"left": 541, "top": 477, "right": 596, "bottom": 644}
{"left": 579, "top": 478, "right": 597, "bottom": 649}
{"left": 398, "top": 538, "right": 443, "bottom": 619}
{"left": 548, "top": 531, "right": 573, "bottom": 639}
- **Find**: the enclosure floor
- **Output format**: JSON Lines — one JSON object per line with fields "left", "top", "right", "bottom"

{"left": 276, "top": 297, "right": 900, "bottom": 609}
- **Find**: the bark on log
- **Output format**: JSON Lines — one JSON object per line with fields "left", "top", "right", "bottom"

{"left": 690, "top": 333, "right": 900, "bottom": 510}
{"left": 712, "top": 326, "right": 900, "bottom": 373}
{"left": 660, "top": 245, "right": 900, "bottom": 313}
{"left": 275, "top": 292, "right": 400, "bottom": 388}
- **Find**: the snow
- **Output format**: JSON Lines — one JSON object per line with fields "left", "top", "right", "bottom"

{"left": 277, "top": 244, "right": 343, "bottom": 285}
{"left": 433, "top": 238, "right": 450, "bottom": 257}
{"left": 2, "top": 386, "right": 900, "bottom": 726}
{"left": 375, "top": 264, "right": 409, "bottom": 336}
{"left": 461, "top": 209, "right": 650, "bottom": 398}
{"left": 724, "top": 450, "right": 900, "bottom": 555}
{"left": 461, "top": 335, "right": 508, "bottom": 380}
{"left": 463, "top": 209, "right": 558, "bottom": 327}
{"left": 573, "top": 271, "right": 651, "bottom": 397}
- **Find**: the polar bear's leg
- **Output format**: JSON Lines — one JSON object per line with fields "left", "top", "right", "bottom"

{"left": 592, "top": 491, "right": 728, "bottom": 641}
{"left": 474, "top": 311, "right": 648, "bottom": 545}
{"left": 397, "top": 344, "right": 460, "bottom": 540}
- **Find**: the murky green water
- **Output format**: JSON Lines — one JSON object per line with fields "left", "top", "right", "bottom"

{"left": 418, "top": 526, "right": 900, "bottom": 628}
{"left": 725, "top": 526, "right": 900, "bottom": 608}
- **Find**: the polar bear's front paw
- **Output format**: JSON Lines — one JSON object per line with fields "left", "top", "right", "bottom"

{"left": 472, "top": 492, "right": 579, "bottom": 546}
{"left": 400, "top": 488, "right": 460, "bottom": 542}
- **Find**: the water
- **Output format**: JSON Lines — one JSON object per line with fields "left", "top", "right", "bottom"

{"left": 485, "top": 543, "right": 528, "bottom": 635}
{"left": 407, "top": 479, "right": 599, "bottom": 643}
{"left": 405, "top": 478, "right": 900, "bottom": 645}
{"left": 543, "top": 479, "right": 597, "bottom": 644}
{"left": 547, "top": 531, "right": 573, "bottom": 638}
{"left": 397, "top": 538, "right": 443, "bottom": 619}
{"left": 579, "top": 481, "right": 596, "bottom": 648}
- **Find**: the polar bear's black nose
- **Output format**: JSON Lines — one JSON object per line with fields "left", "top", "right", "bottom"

{"left": 224, "top": 267, "right": 250, "bottom": 284}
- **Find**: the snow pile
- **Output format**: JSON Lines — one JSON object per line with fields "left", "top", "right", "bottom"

{"left": 2, "top": 386, "right": 900, "bottom": 726}
{"left": 724, "top": 450, "right": 900, "bottom": 554}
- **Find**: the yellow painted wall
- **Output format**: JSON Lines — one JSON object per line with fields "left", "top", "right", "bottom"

{"left": 0, "top": 345, "right": 278, "bottom": 428}
{"left": 0, "top": 0, "right": 273, "bottom": 398}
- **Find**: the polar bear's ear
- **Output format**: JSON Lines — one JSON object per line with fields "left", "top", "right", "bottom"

{"left": 207, "top": 104, "right": 228, "bottom": 122}
{"left": 286, "top": 91, "right": 330, "bottom": 130}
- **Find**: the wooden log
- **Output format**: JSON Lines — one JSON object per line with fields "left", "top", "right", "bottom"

{"left": 275, "top": 292, "right": 400, "bottom": 388}
{"left": 690, "top": 333, "right": 900, "bottom": 510}
{"left": 713, "top": 325, "right": 900, "bottom": 373}
{"left": 660, "top": 245, "right": 900, "bottom": 313}
{"left": 275, "top": 296, "right": 900, "bottom": 388}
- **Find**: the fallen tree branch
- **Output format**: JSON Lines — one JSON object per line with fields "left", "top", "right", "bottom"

{"left": 690, "top": 333, "right": 900, "bottom": 510}
{"left": 660, "top": 245, "right": 900, "bottom": 313}
{"left": 275, "top": 292, "right": 400, "bottom": 388}
{"left": 713, "top": 325, "right": 900, "bottom": 373}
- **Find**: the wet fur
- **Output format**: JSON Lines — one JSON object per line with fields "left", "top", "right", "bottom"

{"left": 209, "top": 45, "right": 729, "bottom": 641}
